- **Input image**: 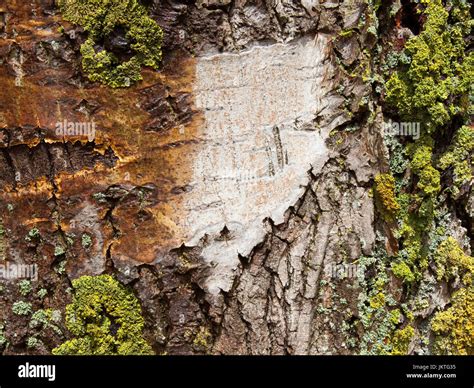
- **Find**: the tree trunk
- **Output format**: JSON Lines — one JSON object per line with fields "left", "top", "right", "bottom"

{"left": 0, "top": 0, "right": 472, "bottom": 355}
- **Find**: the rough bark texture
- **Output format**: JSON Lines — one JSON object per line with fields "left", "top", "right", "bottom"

{"left": 0, "top": 0, "right": 472, "bottom": 355}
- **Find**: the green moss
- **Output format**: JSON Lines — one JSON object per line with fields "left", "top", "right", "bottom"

{"left": 374, "top": 173, "right": 400, "bottom": 221}
{"left": 52, "top": 274, "right": 153, "bottom": 355}
{"left": 12, "top": 301, "right": 33, "bottom": 316}
{"left": 58, "top": 0, "right": 163, "bottom": 88}
{"left": 431, "top": 286, "right": 474, "bottom": 355}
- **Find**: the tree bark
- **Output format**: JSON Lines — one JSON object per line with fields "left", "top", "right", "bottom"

{"left": 0, "top": 0, "right": 472, "bottom": 355}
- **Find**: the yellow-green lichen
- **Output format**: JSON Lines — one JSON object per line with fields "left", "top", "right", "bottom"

{"left": 369, "top": 292, "right": 386, "bottom": 310}
{"left": 374, "top": 173, "right": 400, "bottom": 221}
{"left": 52, "top": 274, "right": 153, "bottom": 355}
{"left": 431, "top": 286, "right": 474, "bottom": 355}
{"left": 389, "top": 309, "right": 402, "bottom": 325}
{"left": 409, "top": 144, "right": 441, "bottom": 197}
{"left": 434, "top": 236, "right": 473, "bottom": 285}
{"left": 438, "top": 125, "right": 474, "bottom": 194}
{"left": 391, "top": 143, "right": 442, "bottom": 281}
{"left": 58, "top": 0, "right": 163, "bottom": 88}
{"left": 391, "top": 325, "right": 415, "bottom": 355}
{"left": 383, "top": 1, "right": 472, "bottom": 302}
{"left": 193, "top": 327, "right": 212, "bottom": 349}
{"left": 385, "top": 0, "right": 473, "bottom": 132}
{"left": 394, "top": 192, "right": 431, "bottom": 280}
{"left": 391, "top": 261, "right": 415, "bottom": 283}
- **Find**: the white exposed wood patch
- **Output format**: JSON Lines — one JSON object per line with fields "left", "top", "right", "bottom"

{"left": 185, "top": 34, "right": 338, "bottom": 295}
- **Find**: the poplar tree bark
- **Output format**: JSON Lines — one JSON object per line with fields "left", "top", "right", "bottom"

{"left": 0, "top": 0, "right": 472, "bottom": 355}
